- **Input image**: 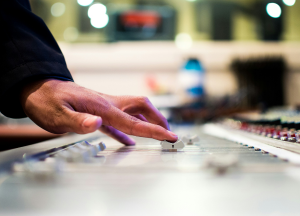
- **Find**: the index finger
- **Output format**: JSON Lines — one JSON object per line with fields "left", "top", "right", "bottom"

{"left": 123, "top": 97, "right": 170, "bottom": 130}
{"left": 107, "top": 107, "right": 178, "bottom": 142}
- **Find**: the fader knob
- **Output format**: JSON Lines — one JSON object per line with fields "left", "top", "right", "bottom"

{"left": 97, "top": 142, "right": 106, "bottom": 151}
{"left": 56, "top": 150, "right": 73, "bottom": 162}
{"left": 76, "top": 142, "right": 99, "bottom": 157}
{"left": 160, "top": 140, "right": 185, "bottom": 152}
{"left": 67, "top": 147, "right": 91, "bottom": 163}
{"left": 182, "top": 135, "right": 200, "bottom": 145}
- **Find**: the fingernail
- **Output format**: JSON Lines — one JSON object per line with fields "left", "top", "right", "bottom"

{"left": 125, "top": 137, "right": 136, "bottom": 146}
{"left": 168, "top": 131, "right": 178, "bottom": 139}
{"left": 83, "top": 116, "right": 100, "bottom": 128}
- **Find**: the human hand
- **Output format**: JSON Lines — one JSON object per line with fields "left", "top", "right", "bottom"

{"left": 21, "top": 79, "right": 178, "bottom": 145}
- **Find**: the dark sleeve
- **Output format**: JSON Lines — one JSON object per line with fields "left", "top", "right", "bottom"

{"left": 0, "top": 0, "right": 74, "bottom": 118}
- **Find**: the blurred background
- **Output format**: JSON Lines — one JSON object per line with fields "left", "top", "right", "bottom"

{"left": 1, "top": 0, "right": 300, "bottom": 149}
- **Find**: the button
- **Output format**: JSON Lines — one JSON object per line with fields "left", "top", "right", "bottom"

{"left": 281, "top": 137, "right": 288, "bottom": 141}
{"left": 288, "top": 137, "right": 296, "bottom": 142}
{"left": 273, "top": 130, "right": 281, "bottom": 139}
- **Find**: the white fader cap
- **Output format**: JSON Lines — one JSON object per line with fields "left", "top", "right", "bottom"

{"left": 182, "top": 135, "right": 200, "bottom": 145}
{"left": 160, "top": 140, "right": 185, "bottom": 152}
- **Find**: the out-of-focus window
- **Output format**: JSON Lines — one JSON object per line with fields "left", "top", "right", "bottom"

{"left": 29, "top": 0, "right": 300, "bottom": 43}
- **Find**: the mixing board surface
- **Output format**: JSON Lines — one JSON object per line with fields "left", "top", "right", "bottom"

{"left": 1, "top": 125, "right": 300, "bottom": 216}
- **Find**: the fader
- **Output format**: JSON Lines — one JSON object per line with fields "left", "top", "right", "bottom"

{"left": 182, "top": 135, "right": 200, "bottom": 145}
{"left": 160, "top": 140, "right": 185, "bottom": 152}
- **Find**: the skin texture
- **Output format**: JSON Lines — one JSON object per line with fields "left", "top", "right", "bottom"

{"left": 20, "top": 79, "right": 178, "bottom": 145}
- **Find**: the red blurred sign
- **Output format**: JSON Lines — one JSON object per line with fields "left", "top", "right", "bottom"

{"left": 120, "top": 11, "right": 161, "bottom": 28}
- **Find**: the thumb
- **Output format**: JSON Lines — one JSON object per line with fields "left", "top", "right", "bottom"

{"left": 64, "top": 109, "right": 102, "bottom": 134}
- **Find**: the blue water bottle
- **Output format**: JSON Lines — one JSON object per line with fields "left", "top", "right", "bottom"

{"left": 178, "top": 58, "right": 205, "bottom": 103}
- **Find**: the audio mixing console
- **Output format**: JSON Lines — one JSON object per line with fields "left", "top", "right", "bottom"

{"left": 1, "top": 122, "right": 300, "bottom": 216}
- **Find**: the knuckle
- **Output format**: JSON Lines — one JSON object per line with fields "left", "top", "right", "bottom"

{"left": 82, "top": 94, "right": 112, "bottom": 116}
{"left": 138, "top": 96, "right": 150, "bottom": 104}
{"left": 136, "top": 96, "right": 150, "bottom": 108}
{"left": 128, "top": 115, "right": 141, "bottom": 135}
{"left": 96, "top": 96, "right": 112, "bottom": 112}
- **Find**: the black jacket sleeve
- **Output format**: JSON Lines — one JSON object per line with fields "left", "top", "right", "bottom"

{"left": 0, "top": 0, "right": 74, "bottom": 118}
